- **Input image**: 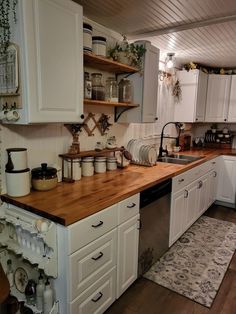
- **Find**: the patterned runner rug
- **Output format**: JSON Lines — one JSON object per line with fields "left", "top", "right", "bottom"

{"left": 144, "top": 216, "right": 236, "bottom": 307}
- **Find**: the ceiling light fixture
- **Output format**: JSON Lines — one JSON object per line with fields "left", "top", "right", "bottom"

{"left": 165, "top": 53, "right": 175, "bottom": 69}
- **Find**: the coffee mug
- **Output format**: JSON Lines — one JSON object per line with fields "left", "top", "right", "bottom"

{"left": 6, "top": 110, "right": 20, "bottom": 121}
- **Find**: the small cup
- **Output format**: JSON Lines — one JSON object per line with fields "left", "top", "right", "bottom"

{"left": 6, "top": 110, "right": 20, "bottom": 121}
{"left": 173, "top": 146, "right": 181, "bottom": 152}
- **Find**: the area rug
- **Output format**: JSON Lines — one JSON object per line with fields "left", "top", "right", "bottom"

{"left": 143, "top": 215, "right": 236, "bottom": 307}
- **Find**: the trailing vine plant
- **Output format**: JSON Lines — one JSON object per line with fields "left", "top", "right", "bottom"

{"left": 0, "top": 0, "right": 18, "bottom": 55}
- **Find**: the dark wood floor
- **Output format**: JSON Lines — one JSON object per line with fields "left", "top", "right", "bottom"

{"left": 105, "top": 205, "right": 236, "bottom": 314}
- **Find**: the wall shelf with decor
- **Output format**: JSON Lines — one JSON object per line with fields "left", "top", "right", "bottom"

{"left": 84, "top": 52, "right": 139, "bottom": 74}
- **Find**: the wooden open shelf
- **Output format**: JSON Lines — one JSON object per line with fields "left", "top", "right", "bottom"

{"left": 84, "top": 99, "right": 139, "bottom": 108}
{"left": 84, "top": 52, "right": 138, "bottom": 74}
{"left": 59, "top": 147, "right": 124, "bottom": 159}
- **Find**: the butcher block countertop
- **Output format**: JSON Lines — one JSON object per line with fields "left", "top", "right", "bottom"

{"left": 2, "top": 148, "right": 236, "bottom": 226}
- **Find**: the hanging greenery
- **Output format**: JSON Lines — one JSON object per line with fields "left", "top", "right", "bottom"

{"left": 0, "top": 0, "right": 18, "bottom": 55}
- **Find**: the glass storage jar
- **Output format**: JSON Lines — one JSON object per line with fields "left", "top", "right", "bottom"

{"left": 105, "top": 77, "right": 118, "bottom": 102}
{"left": 84, "top": 72, "right": 92, "bottom": 99}
{"left": 91, "top": 73, "right": 105, "bottom": 101}
{"left": 118, "top": 79, "right": 133, "bottom": 103}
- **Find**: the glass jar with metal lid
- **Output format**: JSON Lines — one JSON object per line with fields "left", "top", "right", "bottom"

{"left": 118, "top": 79, "right": 133, "bottom": 103}
{"left": 91, "top": 73, "right": 105, "bottom": 100}
{"left": 105, "top": 77, "right": 118, "bottom": 102}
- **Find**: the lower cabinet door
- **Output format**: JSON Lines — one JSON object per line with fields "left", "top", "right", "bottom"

{"left": 169, "top": 190, "right": 186, "bottom": 246}
{"left": 117, "top": 214, "right": 140, "bottom": 298}
{"left": 70, "top": 267, "right": 116, "bottom": 314}
{"left": 216, "top": 156, "right": 236, "bottom": 204}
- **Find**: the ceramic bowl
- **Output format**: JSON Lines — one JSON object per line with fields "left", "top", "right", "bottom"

{"left": 218, "top": 134, "right": 223, "bottom": 138}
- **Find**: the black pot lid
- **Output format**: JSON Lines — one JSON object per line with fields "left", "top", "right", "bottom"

{"left": 31, "top": 163, "right": 57, "bottom": 178}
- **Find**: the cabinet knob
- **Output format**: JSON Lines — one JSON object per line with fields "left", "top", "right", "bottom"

{"left": 224, "top": 118, "right": 227, "bottom": 121}
{"left": 196, "top": 118, "right": 198, "bottom": 121}
{"left": 178, "top": 178, "right": 184, "bottom": 183}
{"left": 155, "top": 117, "right": 158, "bottom": 121}
{"left": 80, "top": 114, "right": 85, "bottom": 119}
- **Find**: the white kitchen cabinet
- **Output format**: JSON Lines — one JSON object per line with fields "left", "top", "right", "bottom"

{"left": 197, "top": 173, "right": 210, "bottom": 217}
{"left": 64, "top": 194, "right": 140, "bottom": 313}
{"left": 174, "top": 69, "right": 208, "bottom": 122}
{"left": 216, "top": 156, "right": 236, "bottom": 204}
{"left": 116, "top": 41, "right": 160, "bottom": 123}
{"left": 170, "top": 158, "right": 219, "bottom": 246}
{"left": 205, "top": 75, "right": 231, "bottom": 122}
{"left": 170, "top": 189, "right": 186, "bottom": 245}
{"left": 228, "top": 75, "right": 236, "bottom": 122}
{"left": 117, "top": 214, "right": 140, "bottom": 298}
{"left": 4, "top": 0, "right": 84, "bottom": 124}
{"left": 209, "top": 169, "right": 218, "bottom": 206}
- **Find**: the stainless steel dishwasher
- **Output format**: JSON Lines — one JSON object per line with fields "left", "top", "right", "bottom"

{"left": 138, "top": 179, "right": 171, "bottom": 276}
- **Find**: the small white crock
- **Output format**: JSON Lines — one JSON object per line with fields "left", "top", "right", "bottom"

{"left": 6, "top": 169, "right": 30, "bottom": 197}
{"left": 6, "top": 148, "right": 28, "bottom": 171}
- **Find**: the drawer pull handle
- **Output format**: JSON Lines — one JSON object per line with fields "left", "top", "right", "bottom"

{"left": 91, "top": 292, "right": 103, "bottom": 303}
{"left": 184, "top": 190, "right": 188, "bottom": 198}
{"left": 198, "top": 181, "right": 203, "bottom": 189}
{"left": 178, "top": 178, "right": 184, "bottom": 183}
{"left": 213, "top": 171, "right": 217, "bottom": 177}
{"left": 212, "top": 161, "right": 216, "bottom": 165}
{"left": 91, "top": 221, "right": 103, "bottom": 228}
{"left": 92, "top": 252, "right": 104, "bottom": 261}
{"left": 127, "top": 203, "right": 136, "bottom": 208}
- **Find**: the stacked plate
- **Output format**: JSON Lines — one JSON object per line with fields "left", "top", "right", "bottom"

{"left": 127, "top": 139, "right": 157, "bottom": 166}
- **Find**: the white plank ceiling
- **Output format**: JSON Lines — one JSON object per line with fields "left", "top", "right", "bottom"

{"left": 75, "top": 0, "right": 236, "bottom": 67}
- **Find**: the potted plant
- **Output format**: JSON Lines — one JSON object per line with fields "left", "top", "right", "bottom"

{"left": 108, "top": 36, "right": 146, "bottom": 70}
{"left": 210, "top": 123, "right": 218, "bottom": 133}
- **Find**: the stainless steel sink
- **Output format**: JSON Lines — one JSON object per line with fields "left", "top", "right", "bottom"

{"left": 168, "top": 154, "right": 204, "bottom": 162}
{"left": 157, "top": 154, "right": 204, "bottom": 165}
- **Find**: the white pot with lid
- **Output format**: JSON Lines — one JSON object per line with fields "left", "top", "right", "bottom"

{"left": 6, "top": 148, "right": 28, "bottom": 171}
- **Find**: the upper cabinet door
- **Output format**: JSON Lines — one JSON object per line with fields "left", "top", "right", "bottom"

{"left": 205, "top": 75, "right": 231, "bottom": 122}
{"left": 195, "top": 71, "right": 208, "bottom": 121}
{"left": 228, "top": 75, "right": 236, "bottom": 122}
{"left": 174, "top": 70, "right": 207, "bottom": 123}
{"left": 14, "top": 0, "right": 84, "bottom": 123}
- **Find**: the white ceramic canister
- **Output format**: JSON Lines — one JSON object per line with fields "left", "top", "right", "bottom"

{"left": 6, "top": 148, "right": 28, "bottom": 171}
{"left": 107, "top": 157, "right": 117, "bottom": 171}
{"left": 5, "top": 169, "right": 30, "bottom": 197}
{"left": 94, "top": 156, "right": 107, "bottom": 173}
{"left": 92, "top": 36, "right": 107, "bottom": 56}
{"left": 82, "top": 157, "right": 94, "bottom": 177}
{"left": 83, "top": 23, "right": 93, "bottom": 52}
{"left": 67, "top": 158, "right": 81, "bottom": 180}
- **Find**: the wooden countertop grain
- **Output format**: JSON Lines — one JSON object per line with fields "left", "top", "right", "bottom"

{"left": 2, "top": 148, "right": 236, "bottom": 226}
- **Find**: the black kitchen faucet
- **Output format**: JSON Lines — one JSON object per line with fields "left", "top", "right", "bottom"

{"left": 158, "top": 122, "right": 183, "bottom": 158}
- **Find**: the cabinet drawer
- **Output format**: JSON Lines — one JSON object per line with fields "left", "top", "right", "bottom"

{"left": 118, "top": 194, "right": 140, "bottom": 224}
{"left": 68, "top": 204, "right": 118, "bottom": 254}
{"left": 69, "top": 229, "right": 117, "bottom": 301}
{"left": 70, "top": 267, "right": 116, "bottom": 314}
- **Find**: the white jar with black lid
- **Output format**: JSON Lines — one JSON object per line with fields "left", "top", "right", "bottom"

{"left": 83, "top": 23, "right": 93, "bottom": 52}
{"left": 92, "top": 36, "right": 107, "bottom": 56}
{"left": 94, "top": 156, "right": 107, "bottom": 173}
